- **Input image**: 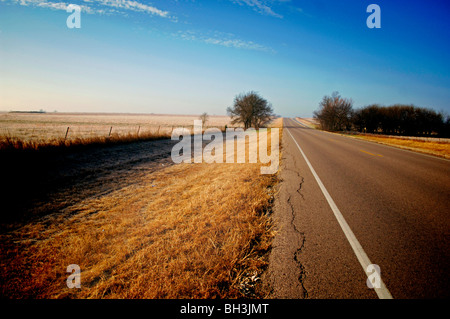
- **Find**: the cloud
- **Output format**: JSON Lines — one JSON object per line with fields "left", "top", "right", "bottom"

{"left": 8, "top": 0, "right": 275, "bottom": 54}
{"left": 92, "top": 0, "right": 169, "bottom": 18}
{"left": 11, "top": 0, "right": 171, "bottom": 18}
{"left": 175, "top": 30, "right": 275, "bottom": 53}
{"left": 231, "top": 0, "right": 284, "bottom": 18}
{"left": 14, "top": 0, "right": 95, "bottom": 13}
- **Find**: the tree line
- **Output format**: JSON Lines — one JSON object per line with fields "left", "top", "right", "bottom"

{"left": 313, "top": 92, "right": 450, "bottom": 137}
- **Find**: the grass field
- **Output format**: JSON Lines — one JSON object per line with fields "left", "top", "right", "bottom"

{"left": 347, "top": 134, "right": 450, "bottom": 159}
{"left": 0, "top": 112, "right": 237, "bottom": 151}
{"left": 0, "top": 114, "right": 282, "bottom": 299}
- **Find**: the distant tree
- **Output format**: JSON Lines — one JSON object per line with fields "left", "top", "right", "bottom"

{"left": 443, "top": 114, "right": 450, "bottom": 137}
{"left": 227, "top": 91, "right": 275, "bottom": 129}
{"left": 199, "top": 112, "right": 209, "bottom": 127}
{"left": 313, "top": 92, "right": 353, "bottom": 131}
{"left": 352, "top": 104, "right": 382, "bottom": 133}
{"left": 351, "top": 104, "right": 447, "bottom": 136}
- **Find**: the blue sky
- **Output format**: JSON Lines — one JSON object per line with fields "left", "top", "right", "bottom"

{"left": 0, "top": 0, "right": 449, "bottom": 117}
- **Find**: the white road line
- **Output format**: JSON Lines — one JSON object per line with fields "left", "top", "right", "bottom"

{"left": 286, "top": 125, "right": 393, "bottom": 299}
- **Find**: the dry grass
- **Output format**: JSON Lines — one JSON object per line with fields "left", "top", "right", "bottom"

{"left": 0, "top": 130, "right": 171, "bottom": 152}
{"left": 0, "top": 122, "right": 282, "bottom": 299}
{"left": 295, "top": 117, "right": 319, "bottom": 129}
{"left": 347, "top": 134, "right": 450, "bottom": 159}
{"left": 268, "top": 117, "right": 283, "bottom": 128}
{"left": 0, "top": 112, "right": 236, "bottom": 151}
{"left": 0, "top": 163, "right": 276, "bottom": 299}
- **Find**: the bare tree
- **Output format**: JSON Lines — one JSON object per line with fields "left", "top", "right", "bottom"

{"left": 199, "top": 112, "right": 209, "bottom": 127}
{"left": 227, "top": 91, "right": 274, "bottom": 129}
{"left": 352, "top": 104, "right": 447, "bottom": 136}
{"left": 314, "top": 91, "right": 353, "bottom": 131}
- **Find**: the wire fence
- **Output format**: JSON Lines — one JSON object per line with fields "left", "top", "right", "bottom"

{"left": 0, "top": 124, "right": 240, "bottom": 143}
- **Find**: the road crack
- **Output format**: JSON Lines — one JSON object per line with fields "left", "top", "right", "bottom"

{"left": 286, "top": 174, "right": 308, "bottom": 298}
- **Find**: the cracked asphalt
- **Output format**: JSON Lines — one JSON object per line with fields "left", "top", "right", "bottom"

{"left": 266, "top": 118, "right": 450, "bottom": 299}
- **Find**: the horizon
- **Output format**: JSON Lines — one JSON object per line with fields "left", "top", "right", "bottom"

{"left": 1, "top": 1, "right": 450, "bottom": 118}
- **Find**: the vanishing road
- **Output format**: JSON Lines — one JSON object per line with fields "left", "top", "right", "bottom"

{"left": 267, "top": 118, "right": 449, "bottom": 299}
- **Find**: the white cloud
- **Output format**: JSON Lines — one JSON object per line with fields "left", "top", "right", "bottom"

{"left": 14, "top": 0, "right": 96, "bottom": 13}
{"left": 231, "top": 0, "right": 284, "bottom": 18}
{"left": 9, "top": 0, "right": 275, "bottom": 53}
{"left": 92, "top": 0, "right": 169, "bottom": 18}
{"left": 11, "top": 0, "right": 171, "bottom": 18}
{"left": 175, "top": 30, "right": 275, "bottom": 53}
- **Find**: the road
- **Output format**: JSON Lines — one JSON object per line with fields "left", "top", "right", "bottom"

{"left": 266, "top": 118, "right": 450, "bottom": 299}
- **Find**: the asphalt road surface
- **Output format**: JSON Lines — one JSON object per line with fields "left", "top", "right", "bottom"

{"left": 266, "top": 118, "right": 449, "bottom": 299}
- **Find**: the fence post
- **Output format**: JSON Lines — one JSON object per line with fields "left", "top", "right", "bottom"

{"left": 64, "top": 127, "right": 70, "bottom": 141}
{"left": 137, "top": 126, "right": 140, "bottom": 136}
{"left": 108, "top": 126, "right": 113, "bottom": 138}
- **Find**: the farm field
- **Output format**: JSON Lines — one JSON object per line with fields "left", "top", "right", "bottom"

{"left": 0, "top": 113, "right": 282, "bottom": 299}
{"left": 0, "top": 112, "right": 237, "bottom": 147}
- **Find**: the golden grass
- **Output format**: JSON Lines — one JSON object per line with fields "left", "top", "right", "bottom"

{"left": 0, "top": 126, "right": 282, "bottom": 299}
{"left": 294, "top": 117, "right": 319, "bottom": 129}
{"left": 268, "top": 117, "right": 283, "bottom": 128}
{"left": 348, "top": 134, "right": 450, "bottom": 159}
{"left": 0, "top": 112, "right": 236, "bottom": 151}
{"left": 0, "top": 130, "right": 171, "bottom": 152}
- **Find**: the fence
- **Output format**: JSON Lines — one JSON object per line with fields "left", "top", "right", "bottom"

{"left": 0, "top": 124, "right": 241, "bottom": 144}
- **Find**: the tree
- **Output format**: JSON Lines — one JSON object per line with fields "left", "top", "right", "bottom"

{"left": 227, "top": 91, "right": 274, "bottom": 129}
{"left": 199, "top": 112, "right": 209, "bottom": 127}
{"left": 353, "top": 104, "right": 382, "bottom": 133}
{"left": 443, "top": 114, "right": 450, "bottom": 137}
{"left": 351, "top": 104, "right": 447, "bottom": 136}
{"left": 313, "top": 92, "right": 353, "bottom": 131}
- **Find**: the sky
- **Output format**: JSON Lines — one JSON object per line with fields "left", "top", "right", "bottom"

{"left": 0, "top": 0, "right": 449, "bottom": 117}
